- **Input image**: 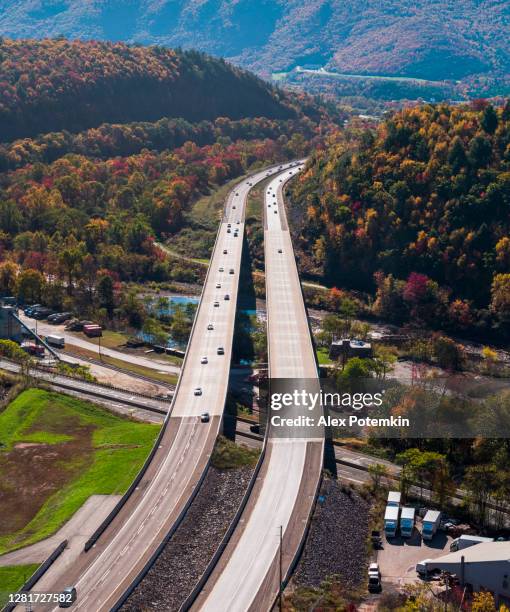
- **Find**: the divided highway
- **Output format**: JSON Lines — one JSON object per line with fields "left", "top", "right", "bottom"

{"left": 193, "top": 165, "right": 325, "bottom": 611}
{"left": 17, "top": 161, "right": 301, "bottom": 612}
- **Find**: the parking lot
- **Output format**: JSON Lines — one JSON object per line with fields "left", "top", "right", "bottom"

{"left": 376, "top": 518, "right": 453, "bottom": 588}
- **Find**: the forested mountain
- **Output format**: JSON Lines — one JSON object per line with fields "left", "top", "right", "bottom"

{"left": 0, "top": 38, "right": 305, "bottom": 141}
{"left": 290, "top": 100, "right": 510, "bottom": 338}
{"left": 0, "top": 37, "right": 337, "bottom": 319}
{"left": 0, "top": 0, "right": 509, "bottom": 97}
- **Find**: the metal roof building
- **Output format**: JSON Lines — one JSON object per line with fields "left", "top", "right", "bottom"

{"left": 422, "top": 541, "right": 510, "bottom": 606}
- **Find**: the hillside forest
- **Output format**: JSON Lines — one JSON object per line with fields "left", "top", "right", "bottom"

{"left": 291, "top": 100, "right": 510, "bottom": 340}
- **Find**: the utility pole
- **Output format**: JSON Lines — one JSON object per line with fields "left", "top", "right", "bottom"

{"left": 279, "top": 524, "right": 283, "bottom": 611}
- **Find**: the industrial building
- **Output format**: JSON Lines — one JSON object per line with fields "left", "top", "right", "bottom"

{"left": 329, "top": 338, "right": 373, "bottom": 361}
{"left": 0, "top": 305, "right": 23, "bottom": 342}
{"left": 420, "top": 541, "right": 510, "bottom": 606}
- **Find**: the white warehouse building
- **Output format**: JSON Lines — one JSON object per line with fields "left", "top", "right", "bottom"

{"left": 423, "top": 541, "right": 510, "bottom": 606}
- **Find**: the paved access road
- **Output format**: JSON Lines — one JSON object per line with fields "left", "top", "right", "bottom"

{"left": 18, "top": 161, "right": 301, "bottom": 612}
{"left": 18, "top": 315, "right": 181, "bottom": 375}
{"left": 194, "top": 165, "right": 325, "bottom": 611}
{"left": 0, "top": 358, "right": 169, "bottom": 413}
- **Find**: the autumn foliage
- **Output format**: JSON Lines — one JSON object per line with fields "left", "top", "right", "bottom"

{"left": 291, "top": 100, "right": 510, "bottom": 337}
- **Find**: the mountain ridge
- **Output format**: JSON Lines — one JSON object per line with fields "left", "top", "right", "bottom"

{"left": 0, "top": 0, "right": 508, "bottom": 95}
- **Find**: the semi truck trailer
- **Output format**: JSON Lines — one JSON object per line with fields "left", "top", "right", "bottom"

{"left": 450, "top": 535, "right": 494, "bottom": 552}
{"left": 422, "top": 510, "right": 441, "bottom": 541}
{"left": 387, "top": 491, "right": 401, "bottom": 507}
{"left": 400, "top": 507, "right": 416, "bottom": 538}
{"left": 45, "top": 335, "right": 65, "bottom": 348}
{"left": 384, "top": 505, "right": 400, "bottom": 538}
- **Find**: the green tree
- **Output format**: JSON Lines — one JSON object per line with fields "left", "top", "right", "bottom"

{"left": 170, "top": 304, "right": 192, "bottom": 344}
{"left": 368, "top": 463, "right": 389, "bottom": 493}
{"left": 373, "top": 345, "right": 397, "bottom": 379}
{"left": 463, "top": 464, "right": 499, "bottom": 526}
{"left": 468, "top": 134, "right": 492, "bottom": 168}
{"left": 0, "top": 261, "right": 18, "bottom": 295}
{"left": 481, "top": 104, "right": 498, "bottom": 135}
{"left": 447, "top": 136, "right": 467, "bottom": 173}
{"left": 58, "top": 236, "right": 86, "bottom": 294}
{"left": 97, "top": 274, "right": 115, "bottom": 316}
{"left": 432, "top": 336, "right": 463, "bottom": 370}
{"left": 142, "top": 317, "right": 169, "bottom": 346}
{"left": 0, "top": 339, "right": 32, "bottom": 378}
{"left": 120, "top": 290, "right": 145, "bottom": 329}
{"left": 490, "top": 273, "right": 510, "bottom": 329}
{"left": 16, "top": 268, "right": 45, "bottom": 303}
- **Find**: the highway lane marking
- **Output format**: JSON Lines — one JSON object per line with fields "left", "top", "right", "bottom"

{"left": 41, "top": 164, "right": 300, "bottom": 612}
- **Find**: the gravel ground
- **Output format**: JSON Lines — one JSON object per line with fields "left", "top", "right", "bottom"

{"left": 292, "top": 478, "right": 370, "bottom": 590}
{"left": 121, "top": 465, "right": 254, "bottom": 611}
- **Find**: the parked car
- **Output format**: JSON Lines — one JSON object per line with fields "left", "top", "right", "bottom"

{"left": 32, "top": 307, "right": 54, "bottom": 319}
{"left": 368, "top": 563, "right": 382, "bottom": 592}
{"left": 229, "top": 268, "right": 234, "bottom": 274}
{"left": 201, "top": 356, "right": 208, "bottom": 364}
{"left": 224, "top": 294, "right": 230, "bottom": 301}
{"left": 207, "top": 323, "right": 214, "bottom": 330}
{"left": 194, "top": 387, "right": 202, "bottom": 396}
{"left": 217, "top": 347, "right": 224, "bottom": 355}
{"left": 371, "top": 530, "right": 383, "bottom": 548}
{"left": 48, "top": 312, "right": 73, "bottom": 324}
{"left": 201, "top": 412, "right": 210, "bottom": 423}
{"left": 24, "top": 304, "right": 42, "bottom": 316}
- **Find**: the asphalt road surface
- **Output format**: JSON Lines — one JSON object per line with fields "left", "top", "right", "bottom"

{"left": 0, "top": 358, "right": 169, "bottom": 413}
{"left": 16, "top": 161, "right": 301, "bottom": 612}
{"left": 194, "top": 165, "right": 325, "bottom": 611}
{"left": 18, "top": 314, "right": 181, "bottom": 375}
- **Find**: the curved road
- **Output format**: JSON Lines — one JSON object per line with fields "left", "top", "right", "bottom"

{"left": 193, "top": 166, "right": 324, "bottom": 611}
{"left": 18, "top": 161, "right": 302, "bottom": 612}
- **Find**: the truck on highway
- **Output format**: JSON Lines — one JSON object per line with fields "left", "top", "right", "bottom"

{"left": 449, "top": 535, "right": 494, "bottom": 552}
{"left": 387, "top": 491, "right": 401, "bottom": 507}
{"left": 45, "top": 335, "right": 65, "bottom": 348}
{"left": 400, "top": 507, "right": 416, "bottom": 538}
{"left": 422, "top": 510, "right": 442, "bottom": 541}
{"left": 384, "top": 505, "right": 400, "bottom": 538}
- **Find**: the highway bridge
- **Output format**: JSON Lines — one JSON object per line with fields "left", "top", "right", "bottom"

{"left": 16, "top": 161, "right": 302, "bottom": 612}
{"left": 192, "top": 166, "right": 324, "bottom": 611}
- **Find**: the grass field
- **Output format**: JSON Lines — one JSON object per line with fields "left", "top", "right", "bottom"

{"left": 0, "top": 564, "right": 39, "bottom": 604}
{"left": 317, "top": 347, "right": 334, "bottom": 365}
{"left": 211, "top": 436, "right": 259, "bottom": 469}
{"left": 168, "top": 173, "right": 251, "bottom": 259}
{"left": 0, "top": 389, "right": 160, "bottom": 555}
{"left": 93, "top": 330, "right": 129, "bottom": 349}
